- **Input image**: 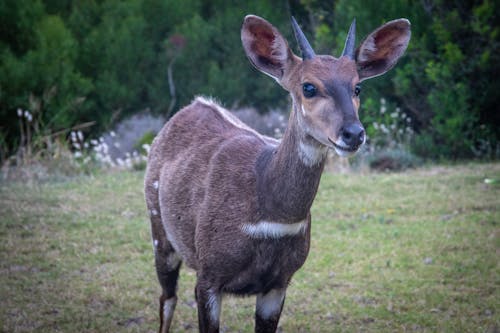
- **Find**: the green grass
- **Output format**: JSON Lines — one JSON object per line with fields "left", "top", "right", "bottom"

{"left": 1, "top": 163, "right": 499, "bottom": 332}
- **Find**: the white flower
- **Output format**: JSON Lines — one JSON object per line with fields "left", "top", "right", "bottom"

{"left": 142, "top": 144, "right": 150, "bottom": 155}
{"left": 90, "top": 139, "right": 98, "bottom": 145}
{"left": 110, "top": 131, "right": 116, "bottom": 137}
{"left": 74, "top": 151, "right": 82, "bottom": 158}
{"left": 77, "top": 131, "right": 84, "bottom": 141}
{"left": 17, "top": 108, "right": 22, "bottom": 117}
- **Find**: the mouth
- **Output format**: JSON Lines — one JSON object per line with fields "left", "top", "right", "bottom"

{"left": 328, "top": 137, "right": 360, "bottom": 157}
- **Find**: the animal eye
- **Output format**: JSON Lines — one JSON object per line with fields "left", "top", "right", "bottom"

{"left": 302, "top": 83, "right": 317, "bottom": 98}
{"left": 354, "top": 84, "right": 361, "bottom": 97}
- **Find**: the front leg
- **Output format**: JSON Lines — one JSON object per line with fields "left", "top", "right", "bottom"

{"left": 195, "top": 281, "right": 222, "bottom": 333}
{"left": 255, "top": 288, "right": 286, "bottom": 333}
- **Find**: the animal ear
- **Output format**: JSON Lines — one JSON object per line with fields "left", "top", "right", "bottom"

{"left": 241, "top": 15, "right": 295, "bottom": 82}
{"left": 355, "top": 19, "right": 411, "bottom": 81}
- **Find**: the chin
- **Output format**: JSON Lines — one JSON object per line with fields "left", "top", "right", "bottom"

{"left": 333, "top": 146, "right": 359, "bottom": 157}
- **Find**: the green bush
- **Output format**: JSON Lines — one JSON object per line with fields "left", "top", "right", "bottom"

{"left": 0, "top": 0, "right": 498, "bottom": 163}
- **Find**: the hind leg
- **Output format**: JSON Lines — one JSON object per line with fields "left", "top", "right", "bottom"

{"left": 146, "top": 174, "right": 183, "bottom": 332}
{"left": 150, "top": 212, "right": 182, "bottom": 333}
{"left": 156, "top": 243, "right": 181, "bottom": 332}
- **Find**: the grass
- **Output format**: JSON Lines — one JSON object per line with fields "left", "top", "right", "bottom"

{"left": 0, "top": 163, "right": 499, "bottom": 332}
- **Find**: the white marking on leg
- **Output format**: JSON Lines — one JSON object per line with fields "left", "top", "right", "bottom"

{"left": 153, "top": 180, "right": 159, "bottom": 190}
{"left": 206, "top": 289, "right": 221, "bottom": 324}
{"left": 150, "top": 209, "right": 158, "bottom": 216}
{"left": 257, "top": 289, "right": 286, "bottom": 319}
{"left": 153, "top": 239, "right": 158, "bottom": 255}
{"left": 166, "top": 252, "right": 182, "bottom": 269}
{"left": 242, "top": 220, "right": 307, "bottom": 239}
{"left": 163, "top": 297, "right": 177, "bottom": 326}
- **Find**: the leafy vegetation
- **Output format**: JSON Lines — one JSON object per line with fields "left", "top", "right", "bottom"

{"left": 1, "top": 163, "right": 499, "bottom": 332}
{"left": 1, "top": 1, "right": 499, "bottom": 162}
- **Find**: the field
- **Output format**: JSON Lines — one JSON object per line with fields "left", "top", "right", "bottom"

{"left": 0, "top": 163, "right": 499, "bottom": 332}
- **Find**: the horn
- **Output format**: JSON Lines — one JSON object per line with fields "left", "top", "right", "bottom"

{"left": 341, "top": 18, "right": 356, "bottom": 59}
{"left": 291, "top": 16, "right": 315, "bottom": 60}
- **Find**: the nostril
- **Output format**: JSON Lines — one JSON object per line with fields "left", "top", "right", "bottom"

{"left": 341, "top": 124, "right": 365, "bottom": 146}
{"left": 342, "top": 130, "right": 352, "bottom": 141}
{"left": 358, "top": 129, "right": 365, "bottom": 143}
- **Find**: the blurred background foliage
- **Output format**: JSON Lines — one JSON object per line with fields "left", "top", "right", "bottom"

{"left": 1, "top": 0, "right": 499, "bottom": 162}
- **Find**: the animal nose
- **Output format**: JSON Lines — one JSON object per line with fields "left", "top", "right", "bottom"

{"left": 341, "top": 123, "right": 365, "bottom": 147}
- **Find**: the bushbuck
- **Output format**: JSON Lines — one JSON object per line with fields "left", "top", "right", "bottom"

{"left": 145, "top": 14, "right": 410, "bottom": 333}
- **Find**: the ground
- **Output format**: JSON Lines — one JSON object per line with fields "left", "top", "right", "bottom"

{"left": 0, "top": 163, "right": 498, "bottom": 332}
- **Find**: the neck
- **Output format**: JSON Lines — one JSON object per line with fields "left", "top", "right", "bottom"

{"left": 256, "top": 107, "right": 327, "bottom": 223}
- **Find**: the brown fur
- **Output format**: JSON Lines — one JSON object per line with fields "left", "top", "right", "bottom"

{"left": 145, "top": 15, "right": 410, "bottom": 333}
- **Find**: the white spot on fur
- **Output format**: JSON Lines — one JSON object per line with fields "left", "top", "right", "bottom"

{"left": 242, "top": 220, "right": 307, "bottom": 239}
{"left": 163, "top": 297, "right": 177, "bottom": 325}
{"left": 298, "top": 141, "right": 327, "bottom": 166}
{"left": 152, "top": 239, "right": 159, "bottom": 255}
{"left": 167, "top": 252, "right": 182, "bottom": 269}
{"left": 257, "top": 289, "right": 286, "bottom": 319}
{"left": 206, "top": 289, "right": 221, "bottom": 324}
{"left": 301, "top": 104, "right": 307, "bottom": 116}
{"left": 153, "top": 180, "right": 159, "bottom": 190}
{"left": 150, "top": 209, "right": 158, "bottom": 216}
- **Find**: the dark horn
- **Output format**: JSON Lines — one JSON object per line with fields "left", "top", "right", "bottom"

{"left": 291, "top": 16, "right": 315, "bottom": 60}
{"left": 341, "top": 18, "right": 356, "bottom": 59}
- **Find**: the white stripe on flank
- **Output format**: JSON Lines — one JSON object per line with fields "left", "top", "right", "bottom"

{"left": 242, "top": 220, "right": 308, "bottom": 239}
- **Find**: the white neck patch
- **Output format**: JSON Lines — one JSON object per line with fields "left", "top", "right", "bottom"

{"left": 242, "top": 220, "right": 308, "bottom": 239}
{"left": 298, "top": 140, "right": 327, "bottom": 167}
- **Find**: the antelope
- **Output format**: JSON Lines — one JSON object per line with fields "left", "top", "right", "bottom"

{"left": 144, "top": 14, "right": 410, "bottom": 333}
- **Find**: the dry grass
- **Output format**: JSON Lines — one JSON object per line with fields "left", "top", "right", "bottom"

{"left": 0, "top": 162, "right": 499, "bottom": 332}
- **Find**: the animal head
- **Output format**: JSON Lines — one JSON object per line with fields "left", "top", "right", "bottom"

{"left": 241, "top": 15, "right": 411, "bottom": 156}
